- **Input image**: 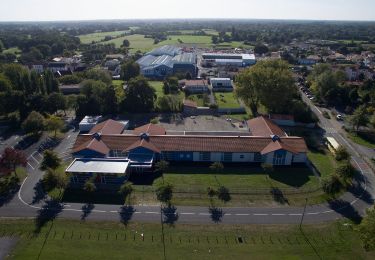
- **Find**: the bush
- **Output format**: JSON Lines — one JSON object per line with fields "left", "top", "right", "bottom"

{"left": 118, "top": 182, "right": 134, "bottom": 203}
{"left": 209, "top": 162, "right": 224, "bottom": 172}
{"left": 156, "top": 183, "right": 173, "bottom": 204}
{"left": 84, "top": 179, "right": 96, "bottom": 193}
{"left": 262, "top": 163, "right": 274, "bottom": 174}
{"left": 322, "top": 174, "right": 342, "bottom": 195}
{"left": 42, "top": 168, "right": 68, "bottom": 191}
{"left": 336, "top": 161, "right": 356, "bottom": 184}
{"left": 217, "top": 186, "right": 231, "bottom": 203}
{"left": 335, "top": 146, "right": 350, "bottom": 161}
{"left": 150, "top": 118, "right": 159, "bottom": 124}
{"left": 40, "top": 150, "right": 61, "bottom": 170}
{"left": 207, "top": 187, "right": 218, "bottom": 198}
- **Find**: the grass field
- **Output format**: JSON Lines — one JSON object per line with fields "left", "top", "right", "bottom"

{"left": 112, "top": 79, "right": 125, "bottom": 99}
{"left": 3, "top": 47, "right": 22, "bottom": 57}
{"left": 307, "top": 150, "right": 336, "bottom": 178}
{"left": 158, "top": 35, "right": 213, "bottom": 47}
{"left": 186, "top": 94, "right": 208, "bottom": 107}
{"left": 215, "top": 92, "right": 241, "bottom": 108}
{"left": 2, "top": 219, "right": 373, "bottom": 259}
{"left": 105, "top": 34, "right": 155, "bottom": 52}
{"left": 78, "top": 30, "right": 129, "bottom": 44}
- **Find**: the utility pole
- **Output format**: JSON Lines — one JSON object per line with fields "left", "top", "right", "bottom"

{"left": 299, "top": 198, "right": 308, "bottom": 230}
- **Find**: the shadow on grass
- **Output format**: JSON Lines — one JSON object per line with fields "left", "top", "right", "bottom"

{"left": 119, "top": 205, "right": 135, "bottom": 225}
{"left": 328, "top": 199, "right": 362, "bottom": 224}
{"left": 209, "top": 206, "right": 224, "bottom": 223}
{"left": 32, "top": 180, "right": 47, "bottom": 204}
{"left": 270, "top": 187, "right": 289, "bottom": 205}
{"left": 62, "top": 188, "right": 124, "bottom": 205}
{"left": 0, "top": 181, "right": 19, "bottom": 207}
{"left": 129, "top": 172, "right": 162, "bottom": 185}
{"left": 268, "top": 166, "right": 314, "bottom": 188}
{"left": 162, "top": 205, "right": 179, "bottom": 225}
{"left": 80, "top": 203, "right": 95, "bottom": 221}
{"left": 34, "top": 199, "right": 63, "bottom": 234}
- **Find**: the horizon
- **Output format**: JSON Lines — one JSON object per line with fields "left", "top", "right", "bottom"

{"left": 1, "top": 0, "right": 375, "bottom": 22}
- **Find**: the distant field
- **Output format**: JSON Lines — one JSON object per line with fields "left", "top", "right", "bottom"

{"left": 78, "top": 30, "right": 129, "bottom": 44}
{"left": 157, "top": 35, "right": 213, "bottom": 47}
{"left": 215, "top": 92, "right": 241, "bottom": 108}
{"left": 105, "top": 34, "right": 155, "bottom": 52}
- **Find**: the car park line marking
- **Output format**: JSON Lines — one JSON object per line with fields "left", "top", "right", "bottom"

{"left": 306, "top": 212, "right": 319, "bottom": 215}
{"left": 199, "top": 213, "right": 210, "bottom": 215}
{"left": 180, "top": 213, "right": 195, "bottom": 215}
{"left": 271, "top": 213, "right": 285, "bottom": 216}
{"left": 224, "top": 213, "right": 232, "bottom": 216}
{"left": 27, "top": 162, "right": 35, "bottom": 170}
{"left": 314, "top": 106, "right": 322, "bottom": 114}
{"left": 235, "top": 213, "right": 249, "bottom": 216}
{"left": 288, "top": 213, "right": 302, "bottom": 216}
{"left": 253, "top": 213, "right": 268, "bottom": 216}
{"left": 30, "top": 156, "right": 39, "bottom": 164}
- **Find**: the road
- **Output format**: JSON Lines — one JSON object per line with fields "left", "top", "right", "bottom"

{"left": 0, "top": 101, "right": 374, "bottom": 224}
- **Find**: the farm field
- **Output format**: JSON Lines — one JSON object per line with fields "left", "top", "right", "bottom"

{"left": 2, "top": 219, "right": 372, "bottom": 260}
{"left": 78, "top": 30, "right": 129, "bottom": 44}
{"left": 105, "top": 34, "right": 155, "bottom": 52}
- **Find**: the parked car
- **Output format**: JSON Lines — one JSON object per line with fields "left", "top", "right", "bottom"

{"left": 336, "top": 114, "right": 343, "bottom": 121}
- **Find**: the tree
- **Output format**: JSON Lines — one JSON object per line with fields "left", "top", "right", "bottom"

{"left": 156, "top": 95, "right": 181, "bottom": 112}
{"left": 358, "top": 206, "right": 375, "bottom": 251}
{"left": 40, "top": 150, "right": 61, "bottom": 171}
{"left": 207, "top": 187, "right": 217, "bottom": 199}
{"left": 261, "top": 163, "right": 274, "bottom": 174}
{"left": 217, "top": 186, "right": 231, "bottom": 203}
{"left": 121, "top": 76, "right": 156, "bottom": 113}
{"left": 0, "top": 39, "right": 3, "bottom": 53}
{"left": 211, "top": 35, "right": 219, "bottom": 44}
{"left": 335, "top": 146, "right": 350, "bottom": 161}
{"left": 43, "top": 168, "right": 68, "bottom": 191}
{"left": 155, "top": 160, "right": 169, "bottom": 173}
{"left": 118, "top": 182, "right": 134, "bottom": 204}
{"left": 85, "top": 69, "right": 112, "bottom": 86}
{"left": 46, "top": 115, "right": 64, "bottom": 138}
{"left": 209, "top": 162, "right": 224, "bottom": 172}
{"left": 336, "top": 161, "right": 356, "bottom": 183}
{"left": 235, "top": 60, "right": 295, "bottom": 115}
{"left": 45, "top": 92, "right": 66, "bottom": 114}
{"left": 22, "top": 111, "right": 45, "bottom": 135}
{"left": 122, "top": 39, "right": 130, "bottom": 48}
{"left": 156, "top": 183, "right": 173, "bottom": 205}
{"left": 43, "top": 70, "right": 59, "bottom": 94}
{"left": 321, "top": 174, "right": 342, "bottom": 195}
{"left": 254, "top": 44, "right": 269, "bottom": 55}
{"left": 349, "top": 105, "right": 369, "bottom": 131}
{"left": 84, "top": 179, "right": 97, "bottom": 193}
{"left": 0, "top": 147, "right": 27, "bottom": 177}
{"left": 121, "top": 61, "right": 140, "bottom": 81}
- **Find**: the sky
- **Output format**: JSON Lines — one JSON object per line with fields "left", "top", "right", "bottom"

{"left": 1, "top": 0, "right": 375, "bottom": 22}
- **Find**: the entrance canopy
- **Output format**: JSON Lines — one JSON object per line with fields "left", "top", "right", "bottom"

{"left": 66, "top": 158, "right": 130, "bottom": 174}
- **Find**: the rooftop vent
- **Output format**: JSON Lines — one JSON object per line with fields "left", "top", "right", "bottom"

{"left": 140, "top": 132, "right": 150, "bottom": 141}
{"left": 93, "top": 132, "right": 102, "bottom": 140}
{"left": 270, "top": 135, "right": 280, "bottom": 142}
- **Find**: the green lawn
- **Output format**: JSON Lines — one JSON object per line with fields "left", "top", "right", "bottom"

{"left": 215, "top": 92, "right": 241, "bottom": 108}
{"left": 3, "top": 47, "right": 22, "bottom": 56}
{"left": 308, "top": 150, "right": 336, "bottom": 178}
{"left": 149, "top": 81, "right": 164, "bottom": 97}
{"left": 347, "top": 132, "right": 375, "bottom": 149}
{"left": 186, "top": 94, "right": 208, "bottom": 107}
{"left": 112, "top": 79, "right": 125, "bottom": 99}
{"left": 2, "top": 219, "right": 373, "bottom": 259}
{"left": 104, "top": 34, "right": 155, "bottom": 52}
{"left": 78, "top": 30, "right": 129, "bottom": 44}
{"left": 153, "top": 166, "right": 320, "bottom": 192}
{"left": 157, "top": 35, "right": 213, "bottom": 47}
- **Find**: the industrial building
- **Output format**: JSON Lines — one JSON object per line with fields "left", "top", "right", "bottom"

{"left": 136, "top": 45, "right": 197, "bottom": 79}
{"left": 201, "top": 53, "right": 256, "bottom": 67}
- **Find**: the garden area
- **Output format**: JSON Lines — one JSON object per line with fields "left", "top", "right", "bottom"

{"left": 214, "top": 92, "right": 241, "bottom": 109}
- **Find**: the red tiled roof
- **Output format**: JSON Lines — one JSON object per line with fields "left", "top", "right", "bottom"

{"left": 247, "top": 116, "right": 286, "bottom": 137}
{"left": 73, "top": 134, "right": 307, "bottom": 154}
{"left": 133, "top": 123, "right": 166, "bottom": 135}
{"left": 124, "top": 139, "right": 161, "bottom": 153}
{"left": 89, "top": 119, "right": 125, "bottom": 135}
{"left": 261, "top": 140, "right": 299, "bottom": 155}
{"left": 72, "top": 138, "right": 110, "bottom": 155}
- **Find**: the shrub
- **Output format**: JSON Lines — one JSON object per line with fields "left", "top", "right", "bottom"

{"left": 262, "top": 163, "right": 274, "bottom": 174}
{"left": 150, "top": 118, "right": 159, "bottom": 124}
{"left": 156, "top": 183, "right": 173, "bottom": 204}
{"left": 84, "top": 179, "right": 96, "bottom": 193}
{"left": 118, "top": 182, "right": 134, "bottom": 203}
{"left": 322, "top": 174, "right": 342, "bottom": 195}
{"left": 209, "top": 162, "right": 224, "bottom": 172}
{"left": 322, "top": 111, "right": 331, "bottom": 119}
{"left": 336, "top": 161, "right": 356, "bottom": 183}
{"left": 207, "top": 187, "right": 218, "bottom": 198}
{"left": 217, "top": 186, "right": 231, "bottom": 203}
{"left": 335, "top": 146, "right": 350, "bottom": 161}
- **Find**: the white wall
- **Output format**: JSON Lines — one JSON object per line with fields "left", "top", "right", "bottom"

{"left": 232, "top": 153, "right": 254, "bottom": 162}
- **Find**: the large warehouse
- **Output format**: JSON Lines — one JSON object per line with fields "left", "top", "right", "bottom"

{"left": 136, "top": 45, "right": 197, "bottom": 79}
{"left": 201, "top": 52, "right": 256, "bottom": 67}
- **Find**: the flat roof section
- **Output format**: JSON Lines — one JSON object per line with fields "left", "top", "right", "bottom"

{"left": 66, "top": 158, "right": 129, "bottom": 174}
